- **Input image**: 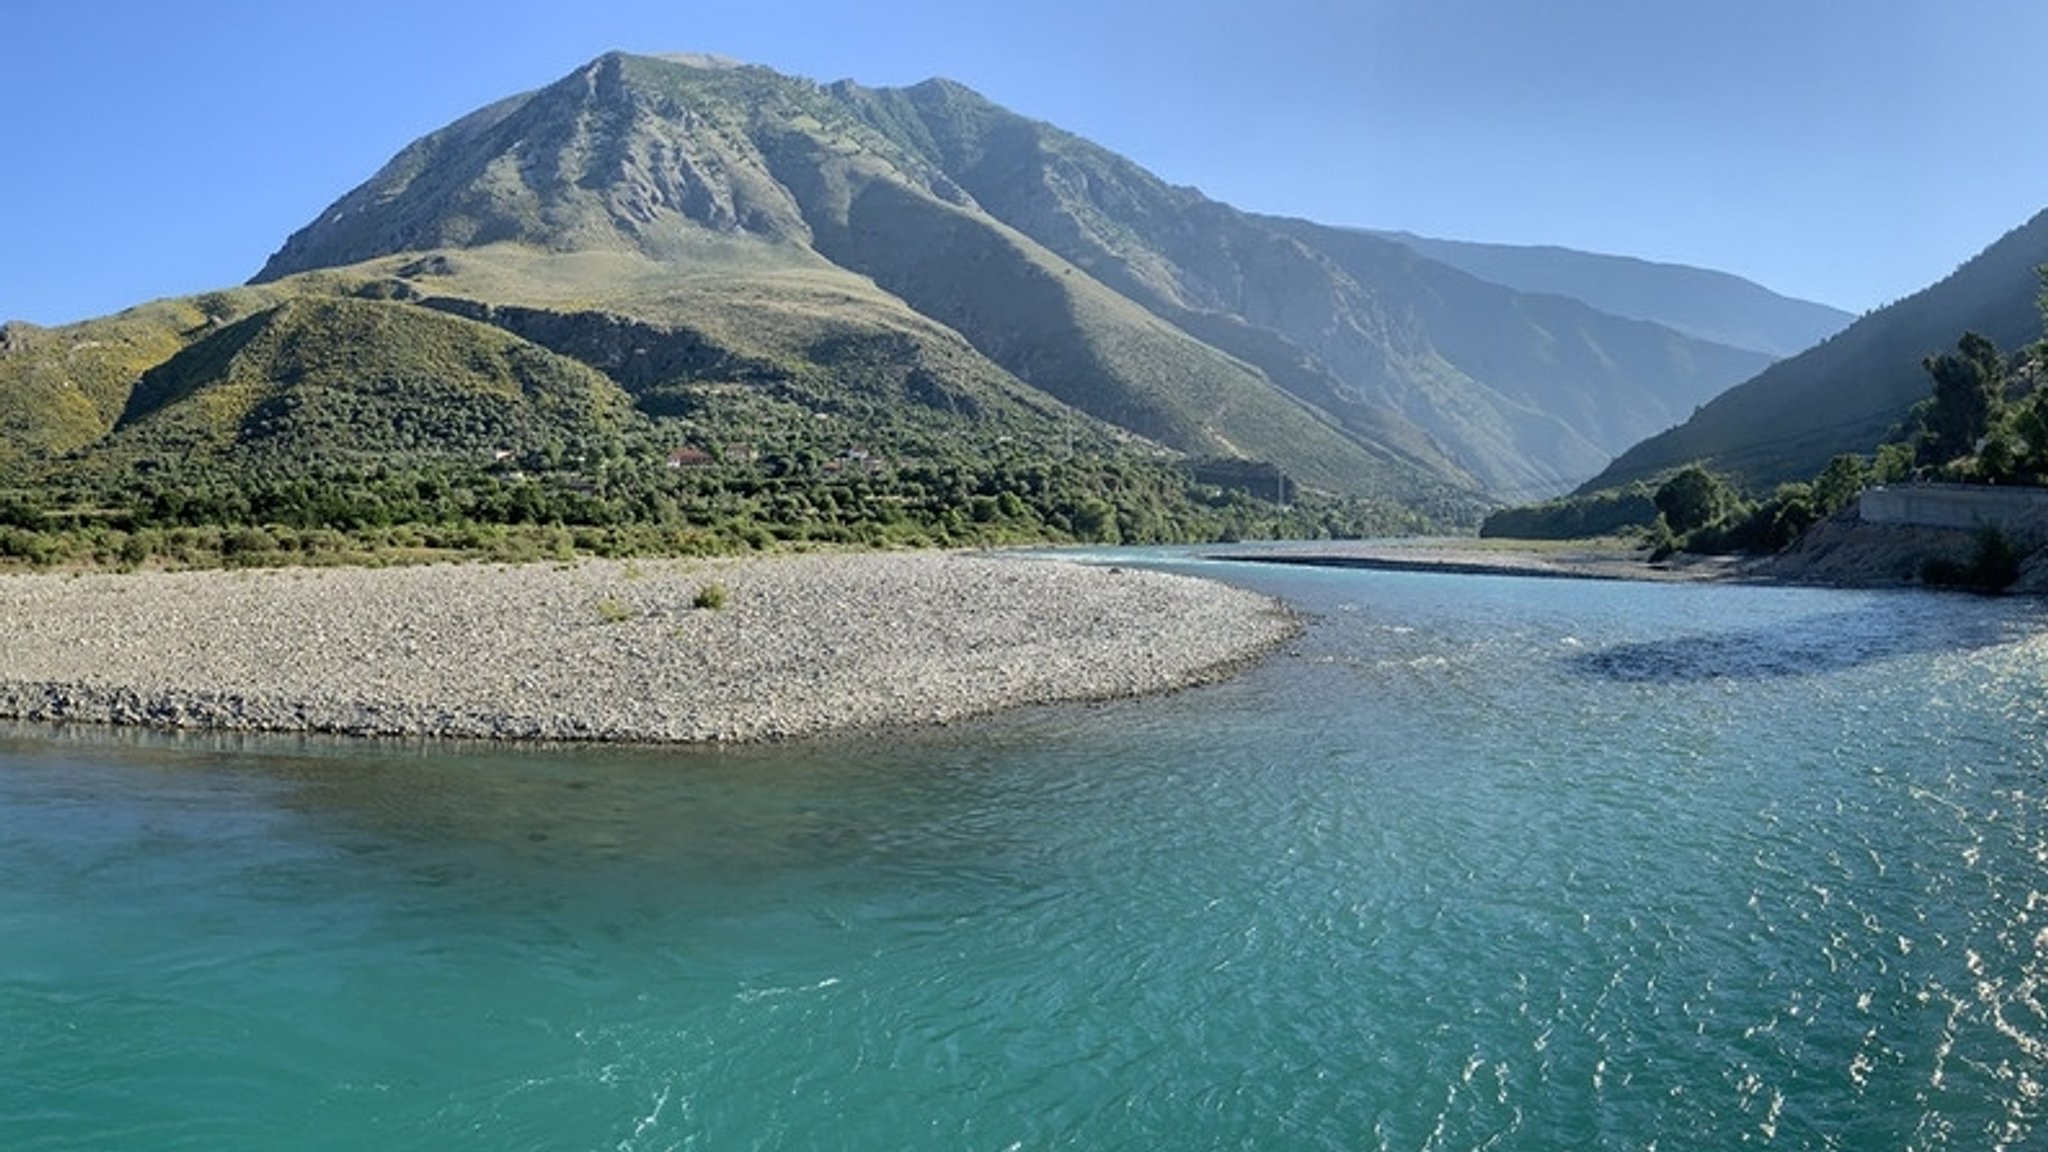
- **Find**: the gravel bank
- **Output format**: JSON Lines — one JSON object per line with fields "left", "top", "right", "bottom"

{"left": 0, "top": 553, "right": 1297, "bottom": 743}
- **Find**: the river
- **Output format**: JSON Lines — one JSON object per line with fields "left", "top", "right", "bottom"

{"left": 4, "top": 555, "right": 2045, "bottom": 1150}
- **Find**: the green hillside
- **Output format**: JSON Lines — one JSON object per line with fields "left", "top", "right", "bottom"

{"left": 99, "top": 295, "right": 635, "bottom": 470}
{"left": 0, "top": 296, "right": 275, "bottom": 469}
{"left": 1584, "top": 208, "right": 2048, "bottom": 493}
{"left": 3, "top": 264, "right": 1435, "bottom": 569}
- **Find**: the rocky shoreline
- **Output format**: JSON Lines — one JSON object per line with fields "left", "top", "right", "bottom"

{"left": 0, "top": 552, "right": 1300, "bottom": 744}
{"left": 1214, "top": 524, "right": 2048, "bottom": 593}
{"left": 1209, "top": 537, "right": 1753, "bottom": 583}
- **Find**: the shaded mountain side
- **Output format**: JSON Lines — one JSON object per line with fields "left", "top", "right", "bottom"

{"left": 400, "top": 291, "right": 1201, "bottom": 495}
{"left": 1584, "top": 208, "right": 2048, "bottom": 494}
{"left": 1157, "top": 308, "right": 1468, "bottom": 482}
{"left": 412, "top": 297, "right": 792, "bottom": 398}
{"left": 796, "top": 168, "right": 1452, "bottom": 500}
{"left": 409, "top": 290, "right": 1091, "bottom": 432}
{"left": 850, "top": 80, "right": 1554, "bottom": 489}
{"left": 1369, "top": 231, "right": 1853, "bottom": 358}
{"left": 840, "top": 79, "right": 1775, "bottom": 495}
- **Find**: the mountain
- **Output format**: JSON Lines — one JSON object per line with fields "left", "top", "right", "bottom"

{"left": 247, "top": 51, "right": 1775, "bottom": 499}
{"left": 249, "top": 54, "right": 1476, "bottom": 508}
{"left": 1369, "top": 231, "right": 1853, "bottom": 359}
{"left": 1581, "top": 208, "right": 2048, "bottom": 494}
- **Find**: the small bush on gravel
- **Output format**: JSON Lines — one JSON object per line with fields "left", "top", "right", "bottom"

{"left": 693, "top": 582, "right": 728, "bottom": 610}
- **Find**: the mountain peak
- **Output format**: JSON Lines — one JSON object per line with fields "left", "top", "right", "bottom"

{"left": 647, "top": 51, "right": 747, "bottom": 71}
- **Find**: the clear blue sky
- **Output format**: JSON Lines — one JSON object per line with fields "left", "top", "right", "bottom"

{"left": 4, "top": 0, "right": 2044, "bottom": 326}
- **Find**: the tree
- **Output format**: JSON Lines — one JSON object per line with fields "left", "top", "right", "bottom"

{"left": 1812, "top": 453, "right": 1870, "bottom": 515}
{"left": 1915, "top": 332, "right": 2005, "bottom": 466}
{"left": 1653, "top": 465, "right": 1737, "bottom": 535}
{"left": 2009, "top": 390, "right": 2048, "bottom": 479}
{"left": 1872, "top": 441, "right": 1916, "bottom": 485}
{"left": 1764, "top": 483, "right": 1821, "bottom": 550}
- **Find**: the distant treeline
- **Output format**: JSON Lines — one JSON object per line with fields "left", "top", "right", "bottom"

{"left": 0, "top": 447, "right": 1418, "bottom": 570}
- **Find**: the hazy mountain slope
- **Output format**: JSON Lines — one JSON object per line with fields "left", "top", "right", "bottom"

{"left": 1584, "top": 208, "right": 2048, "bottom": 493}
{"left": 848, "top": 81, "right": 1480, "bottom": 476}
{"left": 1371, "top": 231, "right": 1853, "bottom": 358}
{"left": 1266, "top": 219, "right": 1776, "bottom": 493}
{"left": 850, "top": 79, "right": 1559, "bottom": 490}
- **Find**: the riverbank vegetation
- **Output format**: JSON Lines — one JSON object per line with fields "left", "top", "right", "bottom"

{"left": 0, "top": 451, "right": 1419, "bottom": 570}
{"left": 1485, "top": 285, "right": 2048, "bottom": 588}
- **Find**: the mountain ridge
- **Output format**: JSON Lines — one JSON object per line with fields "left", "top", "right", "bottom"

{"left": 1367, "top": 230, "right": 1853, "bottom": 359}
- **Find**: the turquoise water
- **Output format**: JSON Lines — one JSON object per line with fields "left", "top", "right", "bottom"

{"left": 5, "top": 558, "right": 2047, "bottom": 1150}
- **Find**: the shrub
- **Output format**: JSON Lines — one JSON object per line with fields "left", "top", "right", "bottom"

{"left": 1921, "top": 526, "right": 2023, "bottom": 592}
{"left": 692, "top": 582, "right": 728, "bottom": 610}
{"left": 1644, "top": 515, "right": 1679, "bottom": 562}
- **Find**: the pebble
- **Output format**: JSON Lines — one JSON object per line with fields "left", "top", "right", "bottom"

{"left": 0, "top": 552, "right": 1299, "bottom": 743}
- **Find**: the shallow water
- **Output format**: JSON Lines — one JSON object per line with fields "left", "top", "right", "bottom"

{"left": 5, "top": 557, "right": 2046, "bottom": 1150}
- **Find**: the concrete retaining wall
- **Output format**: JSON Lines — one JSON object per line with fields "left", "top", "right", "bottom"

{"left": 1859, "top": 483, "right": 2048, "bottom": 531}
